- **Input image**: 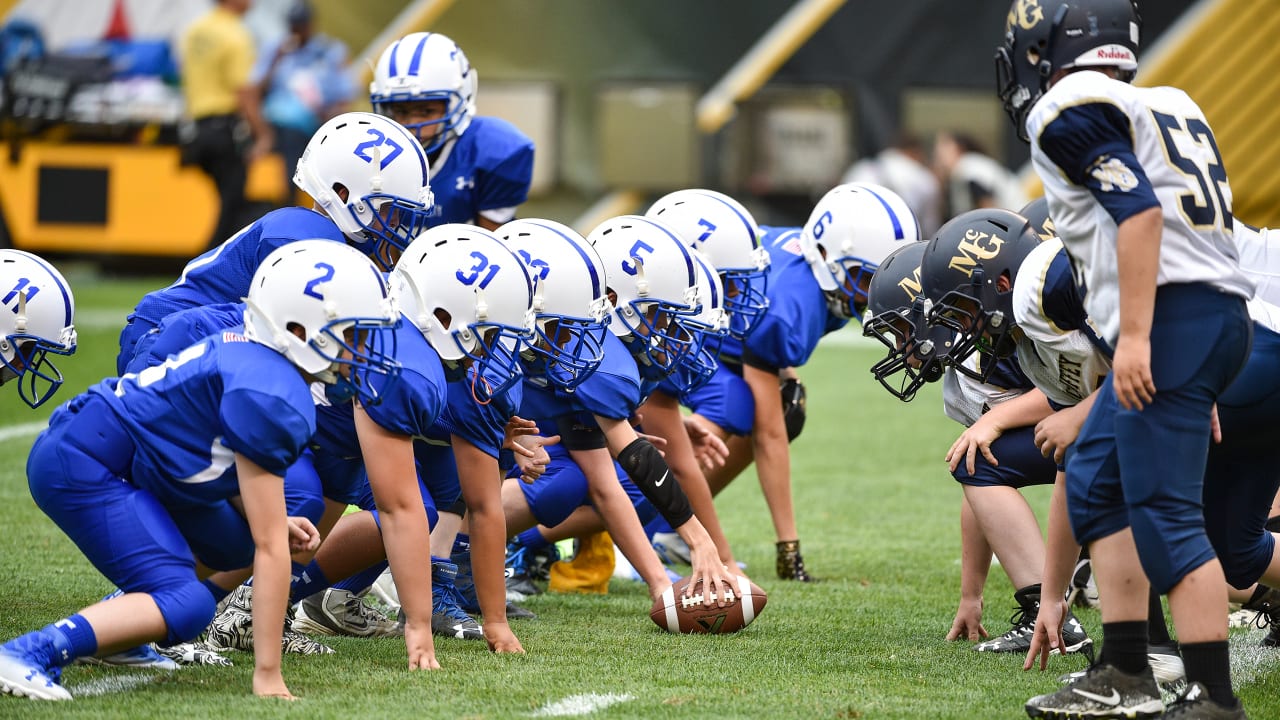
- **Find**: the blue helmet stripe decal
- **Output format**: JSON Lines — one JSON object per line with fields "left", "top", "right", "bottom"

{"left": 386, "top": 39, "right": 402, "bottom": 78}
{"left": 528, "top": 221, "right": 601, "bottom": 297}
{"left": 637, "top": 217, "right": 695, "bottom": 286}
{"left": 699, "top": 257, "right": 719, "bottom": 306}
{"left": 23, "top": 252, "right": 72, "bottom": 328}
{"left": 862, "top": 186, "right": 905, "bottom": 240}
{"left": 700, "top": 191, "right": 759, "bottom": 250}
{"left": 407, "top": 33, "right": 432, "bottom": 77}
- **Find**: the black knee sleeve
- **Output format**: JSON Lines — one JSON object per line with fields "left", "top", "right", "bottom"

{"left": 444, "top": 498, "right": 467, "bottom": 516}
{"left": 781, "top": 378, "right": 806, "bottom": 442}
{"left": 617, "top": 437, "right": 693, "bottom": 528}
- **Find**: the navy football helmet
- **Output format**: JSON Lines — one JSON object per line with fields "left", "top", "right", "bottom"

{"left": 996, "top": 0, "right": 1141, "bottom": 141}
{"left": 919, "top": 208, "right": 1042, "bottom": 382}
{"left": 1018, "top": 196, "right": 1058, "bottom": 242}
{"left": 863, "top": 242, "right": 953, "bottom": 402}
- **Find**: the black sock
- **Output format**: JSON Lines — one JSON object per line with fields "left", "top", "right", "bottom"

{"left": 1100, "top": 621, "right": 1149, "bottom": 675}
{"left": 1265, "top": 515, "right": 1280, "bottom": 534}
{"left": 1180, "top": 640, "right": 1236, "bottom": 707}
{"left": 1146, "top": 589, "right": 1173, "bottom": 646}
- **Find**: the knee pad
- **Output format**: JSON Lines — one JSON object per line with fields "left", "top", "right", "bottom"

{"left": 1129, "top": 503, "right": 1217, "bottom": 594}
{"left": 152, "top": 580, "right": 217, "bottom": 645}
{"left": 781, "top": 378, "right": 806, "bottom": 442}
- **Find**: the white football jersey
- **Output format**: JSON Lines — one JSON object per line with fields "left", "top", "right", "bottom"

{"left": 1234, "top": 220, "right": 1280, "bottom": 307}
{"left": 1013, "top": 238, "right": 1111, "bottom": 407}
{"left": 941, "top": 355, "right": 1028, "bottom": 428}
{"left": 1027, "top": 71, "right": 1254, "bottom": 346}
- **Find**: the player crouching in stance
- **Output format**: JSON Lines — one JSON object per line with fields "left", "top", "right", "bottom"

{"left": 0, "top": 241, "right": 401, "bottom": 701}
{"left": 0, "top": 249, "right": 77, "bottom": 409}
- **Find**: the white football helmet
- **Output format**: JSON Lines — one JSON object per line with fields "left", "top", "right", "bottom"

{"left": 586, "top": 215, "right": 701, "bottom": 377}
{"left": 672, "top": 251, "right": 730, "bottom": 393}
{"left": 369, "top": 32, "right": 477, "bottom": 155}
{"left": 645, "top": 188, "right": 770, "bottom": 339}
{"left": 293, "top": 112, "right": 435, "bottom": 269}
{"left": 0, "top": 249, "right": 76, "bottom": 408}
{"left": 243, "top": 240, "right": 401, "bottom": 406}
{"left": 496, "top": 218, "right": 612, "bottom": 391}
{"left": 797, "top": 182, "right": 920, "bottom": 321}
{"left": 393, "top": 224, "right": 535, "bottom": 400}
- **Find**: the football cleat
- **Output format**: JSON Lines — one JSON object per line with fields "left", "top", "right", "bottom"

{"left": 1241, "top": 584, "right": 1280, "bottom": 647}
{"left": 370, "top": 567, "right": 402, "bottom": 614}
{"left": 77, "top": 643, "right": 178, "bottom": 670}
{"left": 292, "top": 588, "right": 402, "bottom": 638}
{"left": 652, "top": 532, "right": 692, "bottom": 566}
{"left": 976, "top": 586, "right": 1093, "bottom": 660}
{"left": 205, "top": 585, "right": 335, "bottom": 655}
{"left": 450, "top": 542, "right": 480, "bottom": 614}
{"left": 1066, "top": 557, "right": 1101, "bottom": 610}
{"left": 1026, "top": 662, "right": 1163, "bottom": 719}
{"left": 0, "top": 647, "right": 70, "bottom": 701}
{"left": 1146, "top": 641, "right": 1185, "bottom": 687}
{"left": 431, "top": 560, "right": 484, "bottom": 640}
{"left": 155, "top": 641, "right": 233, "bottom": 667}
{"left": 1160, "top": 682, "right": 1246, "bottom": 719}
{"left": 505, "top": 542, "right": 547, "bottom": 601}
{"left": 775, "top": 540, "right": 815, "bottom": 582}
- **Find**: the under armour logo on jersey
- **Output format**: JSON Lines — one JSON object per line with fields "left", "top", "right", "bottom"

{"left": 1089, "top": 157, "right": 1139, "bottom": 193}
{"left": 456, "top": 176, "right": 475, "bottom": 191}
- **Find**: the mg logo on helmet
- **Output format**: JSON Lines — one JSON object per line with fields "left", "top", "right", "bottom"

{"left": 948, "top": 230, "right": 1005, "bottom": 277}
{"left": 1007, "top": 0, "right": 1044, "bottom": 32}
{"left": 897, "top": 267, "right": 923, "bottom": 301}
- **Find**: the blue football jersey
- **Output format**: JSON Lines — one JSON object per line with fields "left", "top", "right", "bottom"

{"left": 129, "top": 207, "right": 347, "bottom": 327}
{"left": 739, "top": 226, "right": 849, "bottom": 370}
{"left": 420, "top": 366, "right": 522, "bottom": 460}
{"left": 91, "top": 331, "right": 315, "bottom": 506}
{"left": 311, "top": 319, "right": 450, "bottom": 459}
{"left": 126, "top": 302, "right": 246, "bottom": 374}
{"left": 520, "top": 333, "right": 642, "bottom": 430}
{"left": 426, "top": 116, "right": 534, "bottom": 226}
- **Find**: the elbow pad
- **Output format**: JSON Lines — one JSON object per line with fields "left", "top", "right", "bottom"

{"left": 616, "top": 437, "right": 693, "bottom": 528}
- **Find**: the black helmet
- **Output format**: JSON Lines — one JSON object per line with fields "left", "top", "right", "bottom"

{"left": 1018, "top": 197, "right": 1058, "bottom": 241}
{"left": 863, "top": 242, "right": 954, "bottom": 402}
{"left": 996, "top": 0, "right": 1141, "bottom": 141}
{"left": 920, "top": 208, "right": 1042, "bottom": 382}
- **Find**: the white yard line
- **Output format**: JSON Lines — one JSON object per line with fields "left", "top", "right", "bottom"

{"left": 67, "top": 673, "right": 161, "bottom": 698}
{"left": 0, "top": 420, "right": 47, "bottom": 442}
{"left": 530, "top": 693, "right": 634, "bottom": 717}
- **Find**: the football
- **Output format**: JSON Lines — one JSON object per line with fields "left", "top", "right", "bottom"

{"left": 649, "top": 574, "right": 767, "bottom": 634}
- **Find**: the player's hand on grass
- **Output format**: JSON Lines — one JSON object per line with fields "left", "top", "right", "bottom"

{"left": 287, "top": 516, "right": 321, "bottom": 553}
{"left": 404, "top": 622, "right": 441, "bottom": 670}
{"left": 945, "top": 596, "right": 988, "bottom": 642}
{"left": 483, "top": 621, "right": 526, "bottom": 654}
{"left": 1111, "top": 335, "right": 1155, "bottom": 411}
{"left": 1024, "top": 596, "right": 1068, "bottom": 671}
{"left": 947, "top": 415, "right": 1001, "bottom": 475}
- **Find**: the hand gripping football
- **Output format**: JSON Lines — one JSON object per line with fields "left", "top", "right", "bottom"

{"left": 649, "top": 574, "right": 767, "bottom": 634}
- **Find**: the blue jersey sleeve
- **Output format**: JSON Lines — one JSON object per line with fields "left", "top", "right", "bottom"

{"left": 361, "top": 324, "right": 448, "bottom": 438}
{"left": 476, "top": 119, "right": 534, "bottom": 212}
{"left": 220, "top": 388, "right": 315, "bottom": 476}
{"left": 435, "top": 381, "right": 507, "bottom": 458}
{"left": 1039, "top": 103, "right": 1160, "bottom": 226}
{"left": 574, "top": 365, "right": 642, "bottom": 420}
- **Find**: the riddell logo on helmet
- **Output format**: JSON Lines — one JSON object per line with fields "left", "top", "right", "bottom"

{"left": 1097, "top": 48, "right": 1132, "bottom": 60}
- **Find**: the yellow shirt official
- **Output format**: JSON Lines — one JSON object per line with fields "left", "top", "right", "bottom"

{"left": 179, "top": 6, "right": 255, "bottom": 119}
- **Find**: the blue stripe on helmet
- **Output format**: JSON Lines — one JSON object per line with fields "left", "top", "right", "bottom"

{"left": 698, "top": 256, "right": 719, "bottom": 307}
{"left": 528, "top": 220, "right": 601, "bottom": 298}
{"left": 861, "top": 186, "right": 905, "bottom": 240}
{"left": 23, "top": 251, "right": 72, "bottom": 328}
{"left": 636, "top": 217, "right": 695, "bottom": 286}
{"left": 407, "top": 33, "right": 432, "bottom": 77}
{"left": 698, "top": 191, "right": 759, "bottom": 250}
{"left": 386, "top": 39, "right": 402, "bottom": 78}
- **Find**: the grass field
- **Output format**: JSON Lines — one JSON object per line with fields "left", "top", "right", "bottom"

{"left": 1, "top": 275, "right": 1278, "bottom": 719}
